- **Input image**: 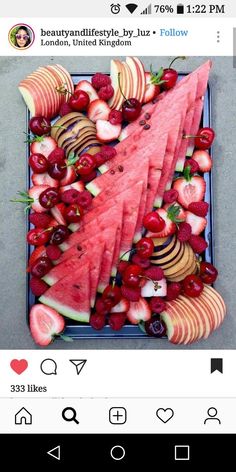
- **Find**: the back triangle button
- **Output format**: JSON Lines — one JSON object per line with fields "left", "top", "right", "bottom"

{"left": 47, "top": 445, "right": 61, "bottom": 461}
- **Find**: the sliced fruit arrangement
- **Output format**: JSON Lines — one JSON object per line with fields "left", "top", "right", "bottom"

{"left": 15, "top": 56, "right": 226, "bottom": 346}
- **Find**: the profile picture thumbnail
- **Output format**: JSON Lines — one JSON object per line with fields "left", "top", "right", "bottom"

{"left": 9, "top": 24, "right": 35, "bottom": 50}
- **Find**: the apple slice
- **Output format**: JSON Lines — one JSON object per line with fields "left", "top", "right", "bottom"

{"left": 133, "top": 56, "right": 146, "bottom": 103}
{"left": 166, "top": 301, "right": 189, "bottom": 344}
{"left": 203, "top": 285, "right": 226, "bottom": 324}
{"left": 109, "top": 59, "right": 124, "bottom": 110}
{"left": 178, "top": 295, "right": 203, "bottom": 342}
{"left": 50, "top": 64, "right": 72, "bottom": 104}
{"left": 122, "top": 61, "right": 132, "bottom": 99}
{"left": 172, "top": 298, "right": 196, "bottom": 344}
{"left": 39, "top": 67, "right": 63, "bottom": 113}
{"left": 19, "top": 79, "right": 47, "bottom": 116}
{"left": 32, "top": 70, "right": 57, "bottom": 118}
{"left": 200, "top": 290, "right": 222, "bottom": 329}
{"left": 126, "top": 56, "right": 139, "bottom": 101}
{"left": 55, "top": 64, "right": 74, "bottom": 95}
{"left": 186, "top": 295, "right": 212, "bottom": 340}
{"left": 161, "top": 306, "right": 181, "bottom": 344}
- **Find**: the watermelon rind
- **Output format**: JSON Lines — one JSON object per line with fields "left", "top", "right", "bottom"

{"left": 39, "top": 295, "right": 90, "bottom": 323}
{"left": 86, "top": 181, "right": 100, "bottom": 196}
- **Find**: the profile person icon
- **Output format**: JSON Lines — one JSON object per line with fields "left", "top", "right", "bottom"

{"left": 204, "top": 407, "right": 221, "bottom": 425}
{"left": 9, "top": 24, "right": 34, "bottom": 50}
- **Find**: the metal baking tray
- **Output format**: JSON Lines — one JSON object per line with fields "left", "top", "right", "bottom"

{"left": 26, "top": 73, "right": 213, "bottom": 339}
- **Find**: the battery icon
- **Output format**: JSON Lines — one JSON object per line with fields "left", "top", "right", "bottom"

{"left": 177, "top": 4, "right": 184, "bottom": 14}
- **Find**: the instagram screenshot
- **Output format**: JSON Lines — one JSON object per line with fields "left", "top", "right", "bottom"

{"left": 0, "top": 0, "right": 236, "bottom": 465}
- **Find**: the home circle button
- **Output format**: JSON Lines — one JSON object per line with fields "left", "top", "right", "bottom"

{"left": 110, "top": 445, "right": 126, "bottom": 461}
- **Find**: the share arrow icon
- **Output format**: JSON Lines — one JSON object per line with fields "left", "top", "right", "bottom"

{"left": 69, "top": 359, "right": 87, "bottom": 375}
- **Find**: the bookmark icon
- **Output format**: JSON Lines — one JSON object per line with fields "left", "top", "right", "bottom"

{"left": 69, "top": 359, "right": 87, "bottom": 375}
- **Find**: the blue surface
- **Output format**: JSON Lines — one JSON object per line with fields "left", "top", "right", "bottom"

{"left": 26, "top": 73, "right": 213, "bottom": 339}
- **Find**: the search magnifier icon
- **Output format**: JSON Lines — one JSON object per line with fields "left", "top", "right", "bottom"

{"left": 62, "top": 407, "right": 79, "bottom": 424}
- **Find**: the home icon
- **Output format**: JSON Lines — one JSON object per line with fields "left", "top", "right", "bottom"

{"left": 15, "top": 407, "right": 32, "bottom": 425}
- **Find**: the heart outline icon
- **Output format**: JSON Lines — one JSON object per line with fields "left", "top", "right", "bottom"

{"left": 10, "top": 359, "right": 28, "bottom": 375}
{"left": 156, "top": 408, "right": 174, "bottom": 423}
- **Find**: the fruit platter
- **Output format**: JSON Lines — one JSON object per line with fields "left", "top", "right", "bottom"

{"left": 14, "top": 56, "right": 226, "bottom": 346}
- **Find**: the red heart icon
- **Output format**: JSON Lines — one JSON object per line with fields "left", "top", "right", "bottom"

{"left": 10, "top": 359, "right": 28, "bottom": 375}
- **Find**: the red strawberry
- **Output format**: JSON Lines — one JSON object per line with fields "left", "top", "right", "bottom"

{"left": 185, "top": 211, "right": 207, "bottom": 235}
{"left": 126, "top": 298, "right": 151, "bottom": 325}
{"left": 150, "top": 297, "right": 166, "bottom": 313}
{"left": 61, "top": 189, "right": 80, "bottom": 205}
{"left": 98, "top": 85, "right": 114, "bottom": 101}
{"left": 91, "top": 73, "right": 111, "bottom": 90}
{"left": 94, "top": 152, "right": 106, "bottom": 167}
{"left": 89, "top": 313, "right": 106, "bottom": 330}
{"left": 192, "top": 150, "right": 212, "bottom": 173}
{"left": 48, "top": 147, "right": 65, "bottom": 165}
{"left": 32, "top": 173, "right": 59, "bottom": 188}
{"left": 76, "top": 190, "right": 93, "bottom": 209}
{"left": 30, "top": 304, "right": 65, "bottom": 346}
{"left": 108, "top": 313, "right": 126, "bottom": 331}
{"left": 144, "top": 266, "right": 164, "bottom": 281}
{"left": 173, "top": 166, "right": 206, "bottom": 209}
{"left": 188, "top": 201, "right": 209, "bottom": 217}
{"left": 59, "top": 102, "right": 73, "bottom": 116}
{"left": 177, "top": 222, "right": 192, "bottom": 242}
{"left": 95, "top": 298, "right": 112, "bottom": 316}
{"left": 75, "top": 80, "right": 99, "bottom": 102}
{"left": 111, "top": 298, "right": 130, "bottom": 313}
{"left": 166, "top": 282, "right": 182, "bottom": 301}
{"left": 60, "top": 163, "right": 77, "bottom": 186}
{"left": 50, "top": 203, "right": 67, "bottom": 225}
{"left": 131, "top": 254, "right": 151, "bottom": 269}
{"left": 96, "top": 120, "right": 122, "bottom": 143}
{"left": 27, "top": 245, "right": 46, "bottom": 271}
{"left": 163, "top": 202, "right": 186, "bottom": 221}
{"left": 46, "top": 245, "right": 62, "bottom": 261}
{"left": 184, "top": 158, "right": 200, "bottom": 174}
{"left": 30, "top": 137, "right": 57, "bottom": 158}
{"left": 143, "top": 72, "right": 161, "bottom": 104}
{"left": 146, "top": 205, "right": 184, "bottom": 238}
{"left": 189, "top": 235, "right": 208, "bottom": 254}
{"left": 121, "top": 285, "right": 141, "bottom": 302}
{"left": 163, "top": 189, "right": 179, "bottom": 204}
{"left": 29, "top": 185, "right": 51, "bottom": 213}
{"left": 109, "top": 110, "right": 123, "bottom": 125}
{"left": 59, "top": 182, "right": 85, "bottom": 195}
{"left": 87, "top": 99, "right": 111, "bottom": 122}
{"left": 29, "top": 213, "right": 52, "bottom": 228}
{"left": 30, "top": 277, "right": 49, "bottom": 297}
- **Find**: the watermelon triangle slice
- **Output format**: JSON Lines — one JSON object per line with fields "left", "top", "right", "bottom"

{"left": 39, "top": 263, "right": 90, "bottom": 322}
{"left": 43, "top": 242, "right": 105, "bottom": 307}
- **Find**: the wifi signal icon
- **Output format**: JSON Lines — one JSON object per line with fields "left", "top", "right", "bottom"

{"left": 126, "top": 3, "right": 138, "bottom": 14}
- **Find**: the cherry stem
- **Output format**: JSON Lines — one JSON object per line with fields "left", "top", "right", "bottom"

{"left": 118, "top": 72, "right": 132, "bottom": 106}
{"left": 119, "top": 248, "right": 136, "bottom": 261}
{"left": 139, "top": 275, "right": 161, "bottom": 291}
{"left": 168, "top": 56, "right": 186, "bottom": 69}
{"left": 183, "top": 134, "right": 208, "bottom": 139}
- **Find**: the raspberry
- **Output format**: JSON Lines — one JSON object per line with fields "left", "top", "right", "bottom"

{"left": 29, "top": 212, "right": 52, "bottom": 228}
{"left": 189, "top": 235, "right": 208, "bottom": 254}
{"left": 61, "top": 189, "right": 80, "bottom": 204}
{"left": 118, "top": 260, "right": 129, "bottom": 274}
{"left": 109, "top": 110, "right": 123, "bottom": 125}
{"left": 177, "top": 222, "right": 192, "bottom": 242}
{"left": 94, "top": 152, "right": 106, "bottom": 167}
{"left": 166, "top": 282, "right": 182, "bottom": 301}
{"left": 184, "top": 158, "right": 200, "bottom": 174}
{"left": 91, "top": 73, "right": 111, "bottom": 90}
{"left": 90, "top": 313, "right": 106, "bottom": 330}
{"left": 47, "top": 147, "right": 65, "bottom": 165}
{"left": 188, "top": 201, "right": 209, "bottom": 217}
{"left": 46, "top": 245, "right": 62, "bottom": 261}
{"left": 101, "top": 145, "right": 117, "bottom": 160}
{"left": 108, "top": 313, "right": 126, "bottom": 331}
{"left": 30, "top": 277, "right": 48, "bottom": 296}
{"left": 59, "top": 102, "right": 73, "bottom": 117}
{"left": 131, "top": 254, "right": 151, "bottom": 269}
{"left": 150, "top": 297, "right": 166, "bottom": 313}
{"left": 98, "top": 85, "right": 114, "bottom": 101}
{"left": 76, "top": 190, "right": 93, "bottom": 209}
{"left": 163, "top": 189, "right": 179, "bottom": 204}
{"left": 144, "top": 266, "right": 164, "bottom": 281}
{"left": 121, "top": 285, "right": 141, "bottom": 302}
{"left": 95, "top": 298, "right": 112, "bottom": 315}
{"left": 80, "top": 170, "right": 97, "bottom": 183}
